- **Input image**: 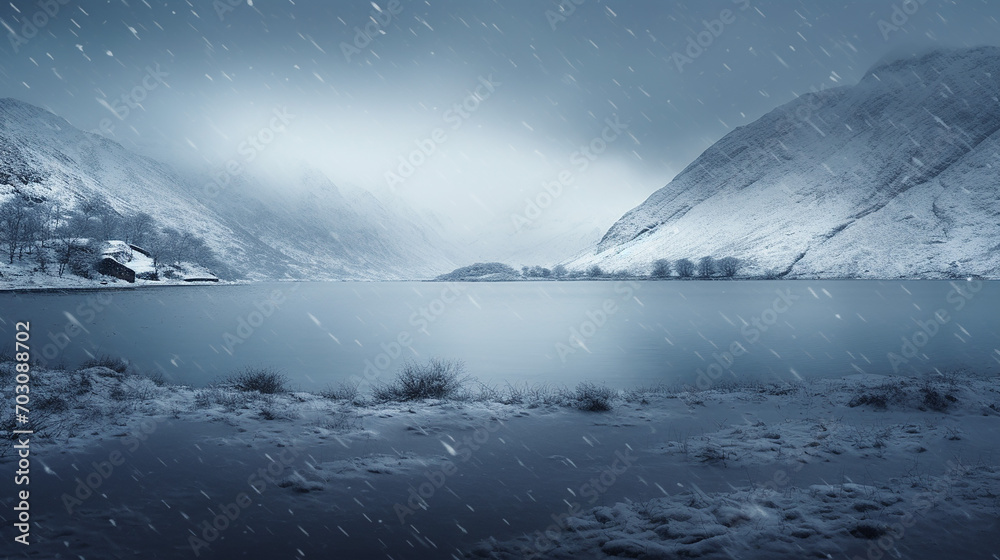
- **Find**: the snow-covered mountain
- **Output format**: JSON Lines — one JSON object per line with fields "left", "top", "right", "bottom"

{"left": 0, "top": 98, "right": 460, "bottom": 280}
{"left": 571, "top": 47, "right": 1000, "bottom": 279}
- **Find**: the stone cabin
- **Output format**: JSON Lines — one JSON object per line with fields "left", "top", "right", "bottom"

{"left": 97, "top": 257, "right": 136, "bottom": 283}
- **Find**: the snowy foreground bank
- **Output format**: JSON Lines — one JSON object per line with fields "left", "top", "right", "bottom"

{"left": 1, "top": 362, "right": 998, "bottom": 559}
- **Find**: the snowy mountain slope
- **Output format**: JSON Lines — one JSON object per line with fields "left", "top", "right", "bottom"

{"left": 571, "top": 47, "right": 1000, "bottom": 278}
{"left": 0, "top": 98, "right": 459, "bottom": 280}
{"left": 176, "top": 162, "right": 461, "bottom": 279}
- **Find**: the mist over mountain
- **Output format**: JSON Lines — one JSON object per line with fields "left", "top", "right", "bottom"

{"left": 5, "top": 47, "right": 1000, "bottom": 282}
{"left": 572, "top": 46, "right": 1000, "bottom": 279}
{"left": 0, "top": 97, "right": 460, "bottom": 280}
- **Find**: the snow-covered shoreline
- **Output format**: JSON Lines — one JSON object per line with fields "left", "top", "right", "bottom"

{"left": 1, "top": 275, "right": 993, "bottom": 293}
{"left": 0, "top": 280, "right": 241, "bottom": 293}
{"left": 0, "top": 268, "right": 244, "bottom": 292}
{"left": 0, "top": 248, "right": 231, "bottom": 292}
{"left": 1, "top": 361, "right": 997, "bottom": 558}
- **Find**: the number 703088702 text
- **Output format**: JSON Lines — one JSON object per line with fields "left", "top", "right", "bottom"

{"left": 13, "top": 321, "right": 33, "bottom": 546}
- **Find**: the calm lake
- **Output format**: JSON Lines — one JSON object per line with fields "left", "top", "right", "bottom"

{"left": 0, "top": 280, "right": 996, "bottom": 390}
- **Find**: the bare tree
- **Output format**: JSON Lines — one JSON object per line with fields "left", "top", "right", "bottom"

{"left": 0, "top": 198, "right": 29, "bottom": 264}
{"left": 145, "top": 228, "right": 175, "bottom": 270}
{"left": 675, "top": 258, "right": 695, "bottom": 278}
{"left": 35, "top": 202, "right": 66, "bottom": 272}
{"left": 67, "top": 239, "right": 98, "bottom": 278}
{"left": 54, "top": 207, "right": 90, "bottom": 276}
{"left": 18, "top": 205, "right": 45, "bottom": 263}
{"left": 697, "top": 256, "right": 715, "bottom": 278}
{"left": 717, "top": 256, "right": 741, "bottom": 277}
{"left": 522, "top": 265, "right": 551, "bottom": 278}
{"left": 172, "top": 231, "right": 199, "bottom": 265}
{"left": 552, "top": 264, "right": 567, "bottom": 278}
{"left": 66, "top": 212, "right": 97, "bottom": 241}
{"left": 183, "top": 233, "right": 218, "bottom": 269}
{"left": 71, "top": 194, "right": 116, "bottom": 241}
{"left": 146, "top": 228, "right": 216, "bottom": 272}
{"left": 55, "top": 240, "right": 80, "bottom": 276}
{"left": 33, "top": 231, "right": 50, "bottom": 272}
{"left": 122, "top": 212, "right": 156, "bottom": 246}
{"left": 651, "top": 259, "right": 671, "bottom": 278}
{"left": 587, "top": 264, "right": 604, "bottom": 278}
{"left": 96, "top": 207, "right": 123, "bottom": 242}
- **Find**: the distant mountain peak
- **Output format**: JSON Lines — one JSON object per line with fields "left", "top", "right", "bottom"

{"left": 0, "top": 97, "right": 61, "bottom": 122}
{"left": 864, "top": 45, "right": 1000, "bottom": 77}
{"left": 576, "top": 46, "right": 1000, "bottom": 279}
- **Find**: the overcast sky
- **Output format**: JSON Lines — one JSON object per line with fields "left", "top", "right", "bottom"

{"left": 2, "top": 0, "right": 1000, "bottom": 251}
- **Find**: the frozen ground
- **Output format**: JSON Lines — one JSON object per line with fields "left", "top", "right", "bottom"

{"left": 0, "top": 240, "right": 224, "bottom": 291}
{"left": 0, "top": 363, "right": 998, "bottom": 558}
{"left": 0, "top": 259, "right": 231, "bottom": 291}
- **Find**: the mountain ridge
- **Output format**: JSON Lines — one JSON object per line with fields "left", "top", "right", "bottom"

{"left": 574, "top": 46, "right": 1000, "bottom": 279}
{"left": 0, "top": 97, "right": 460, "bottom": 281}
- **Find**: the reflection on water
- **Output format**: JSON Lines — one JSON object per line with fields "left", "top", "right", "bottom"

{"left": 0, "top": 280, "right": 996, "bottom": 389}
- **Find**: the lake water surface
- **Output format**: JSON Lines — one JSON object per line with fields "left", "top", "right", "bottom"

{"left": 1, "top": 280, "right": 996, "bottom": 390}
